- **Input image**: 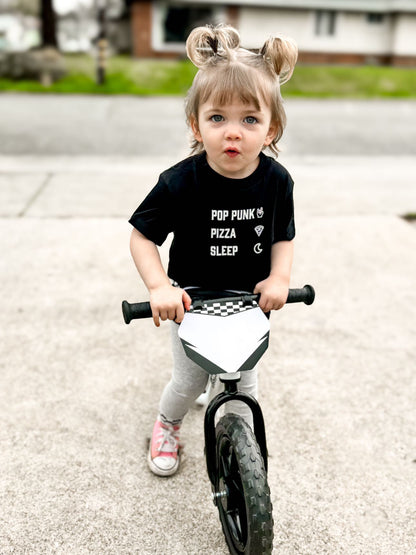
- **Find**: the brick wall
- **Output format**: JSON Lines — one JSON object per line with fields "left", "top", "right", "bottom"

{"left": 298, "top": 51, "right": 391, "bottom": 65}
{"left": 131, "top": 0, "right": 152, "bottom": 57}
{"left": 299, "top": 51, "right": 416, "bottom": 66}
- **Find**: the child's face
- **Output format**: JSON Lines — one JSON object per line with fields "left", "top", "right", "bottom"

{"left": 190, "top": 95, "right": 277, "bottom": 179}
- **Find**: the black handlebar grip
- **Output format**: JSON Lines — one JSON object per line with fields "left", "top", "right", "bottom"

{"left": 122, "top": 300, "right": 152, "bottom": 324}
{"left": 287, "top": 285, "right": 315, "bottom": 305}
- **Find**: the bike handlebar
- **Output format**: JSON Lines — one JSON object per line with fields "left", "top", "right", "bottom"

{"left": 122, "top": 285, "right": 315, "bottom": 325}
{"left": 122, "top": 300, "right": 153, "bottom": 324}
{"left": 286, "top": 284, "right": 315, "bottom": 305}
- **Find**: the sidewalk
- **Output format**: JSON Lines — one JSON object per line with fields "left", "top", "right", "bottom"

{"left": 1, "top": 153, "right": 416, "bottom": 554}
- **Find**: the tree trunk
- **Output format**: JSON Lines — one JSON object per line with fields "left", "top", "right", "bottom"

{"left": 41, "top": 0, "right": 58, "bottom": 48}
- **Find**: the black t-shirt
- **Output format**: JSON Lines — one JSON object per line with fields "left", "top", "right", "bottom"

{"left": 129, "top": 152, "right": 295, "bottom": 292}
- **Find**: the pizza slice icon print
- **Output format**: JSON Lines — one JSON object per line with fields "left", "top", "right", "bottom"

{"left": 254, "top": 225, "right": 264, "bottom": 237}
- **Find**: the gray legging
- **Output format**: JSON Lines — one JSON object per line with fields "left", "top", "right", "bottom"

{"left": 158, "top": 323, "right": 257, "bottom": 428}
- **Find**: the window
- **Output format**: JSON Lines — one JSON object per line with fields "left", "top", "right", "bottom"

{"left": 366, "top": 13, "right": 385, "bottom": 24}
{"left": 164, "top": 6, "right": 214, "bottom": 44}
{"left": 315, "top": 10, "right": 336, "bottom": 36}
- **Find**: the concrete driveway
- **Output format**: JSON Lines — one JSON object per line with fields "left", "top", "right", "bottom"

{"left": 1, "top": 95, "right": 415, "bottom": 554}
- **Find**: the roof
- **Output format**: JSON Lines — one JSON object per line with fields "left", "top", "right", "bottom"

{"left": 175, "top": 0, "right": 416, "bottom": 13}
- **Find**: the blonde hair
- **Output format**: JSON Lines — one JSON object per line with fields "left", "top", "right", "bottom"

{"left": 185, "top": 24, "right": 298, "bottom": 156}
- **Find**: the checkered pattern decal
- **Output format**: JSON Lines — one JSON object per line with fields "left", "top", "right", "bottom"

{"left": 190, "top": 298, "right": 258, "bottom": 317}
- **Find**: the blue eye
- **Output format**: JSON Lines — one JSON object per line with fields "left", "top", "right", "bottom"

{"left": 211, "top": 115, "right": 224, "bottom": 123}
{"left": 244, "top": 116, "right": 258, "bottom": 124}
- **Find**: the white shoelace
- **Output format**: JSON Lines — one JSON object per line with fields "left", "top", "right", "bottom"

{"left": 155, "top": 426, "right": 179, "bottom": 454}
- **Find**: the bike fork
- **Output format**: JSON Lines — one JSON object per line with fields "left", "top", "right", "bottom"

{"left": 204, "top": 372, "right": 269, "bottom": 487}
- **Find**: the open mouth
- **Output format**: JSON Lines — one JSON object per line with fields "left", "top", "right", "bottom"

{"left": 225, "top": 148, "right": 240, "bottom": 158}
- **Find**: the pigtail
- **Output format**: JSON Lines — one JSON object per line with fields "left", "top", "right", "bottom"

{"left": 186, "top": 24, "right": 240, "bottom": 68}
{"left": 260, "top": 35, "right": 298, "bottom": 84}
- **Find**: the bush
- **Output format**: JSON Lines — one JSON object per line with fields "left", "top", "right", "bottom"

{"left": 0, "top": 48, "right": 66, "bottom": 85}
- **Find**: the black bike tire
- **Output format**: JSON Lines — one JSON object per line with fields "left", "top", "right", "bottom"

{"left": 214, "top": 413, "right": 274, "bottom": 554}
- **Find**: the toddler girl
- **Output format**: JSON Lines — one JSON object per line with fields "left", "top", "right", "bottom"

{"left": 129, "top": 24, "right": 298, "bottom": 476}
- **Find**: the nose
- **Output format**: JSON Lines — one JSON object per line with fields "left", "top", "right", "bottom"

{"left": 225, "top": 123, "right": 242, "bottom": 141}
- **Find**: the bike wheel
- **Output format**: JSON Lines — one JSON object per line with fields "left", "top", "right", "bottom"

{"left": 214, "top": 413, "right": 273, "bottom": 554}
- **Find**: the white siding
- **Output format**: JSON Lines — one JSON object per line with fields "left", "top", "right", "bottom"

{"left": 392, "top": 14, "right": 416, "bottom": 55}
{"left": 239, "top": 7, "right": 396, "bottom": 55}
{"left": 239, "top": 8, "right": 310, "bottom": 49}
{"left": 329, "top": 12, "right": 392, "bottom": 54}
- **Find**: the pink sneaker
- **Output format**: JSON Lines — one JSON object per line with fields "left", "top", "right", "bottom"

{"left": 148, "top": 417, "right": 181, "bottom": 476}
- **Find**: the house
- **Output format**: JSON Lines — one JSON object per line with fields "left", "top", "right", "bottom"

{"left": 129, "top": 0, "right": 416, "bottom": 66}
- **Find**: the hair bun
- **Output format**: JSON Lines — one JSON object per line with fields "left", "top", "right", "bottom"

{"left": 186, "top": 24, "right": 241, "bottom": 68}
{"left": 260, "top": 35, "right": 298, "bottom": 84}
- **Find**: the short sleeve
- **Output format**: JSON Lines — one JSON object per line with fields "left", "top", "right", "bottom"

{"left": 272, "top": 174, "right": 295, "bottom": 243}
{"left": 128, "top": 176, "right": 173, "bottom": 246}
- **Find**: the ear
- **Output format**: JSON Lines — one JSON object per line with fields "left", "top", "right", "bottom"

{"left": 190, "top": 115, "right": 203, "bottom": 143}
{"left": 264, "top": 121, "right": 279, "bottom": 147}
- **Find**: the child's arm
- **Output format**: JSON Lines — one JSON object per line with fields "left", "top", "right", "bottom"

{"left": 253, "top": 240, "right": 294, "bottom": 312}
{"left": 130, "top": 229, "right": 191, "bottom": 327}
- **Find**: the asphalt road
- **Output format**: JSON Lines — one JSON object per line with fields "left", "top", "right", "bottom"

{"left": 1, "top": 93, "right": 416, "bottom": 157}
{"left": 1, "top": 93, "right": 415, "bottom": 554}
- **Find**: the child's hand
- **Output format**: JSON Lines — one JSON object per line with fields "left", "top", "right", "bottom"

{"left": 149, "top": 285, "right": 192, "bottom": 327}
{"left": 253, "top": 277, "right": 289, "bottom": 312}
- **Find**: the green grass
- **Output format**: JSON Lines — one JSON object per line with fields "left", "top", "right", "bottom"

{"left": 0, "top": 55, "right": 197, "bottom": 95}
{"left": 0, "top": 54, "right": 415, "bottom": 97}
{"left": 286, "top": 64, "right": 416, "bottom": 98}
